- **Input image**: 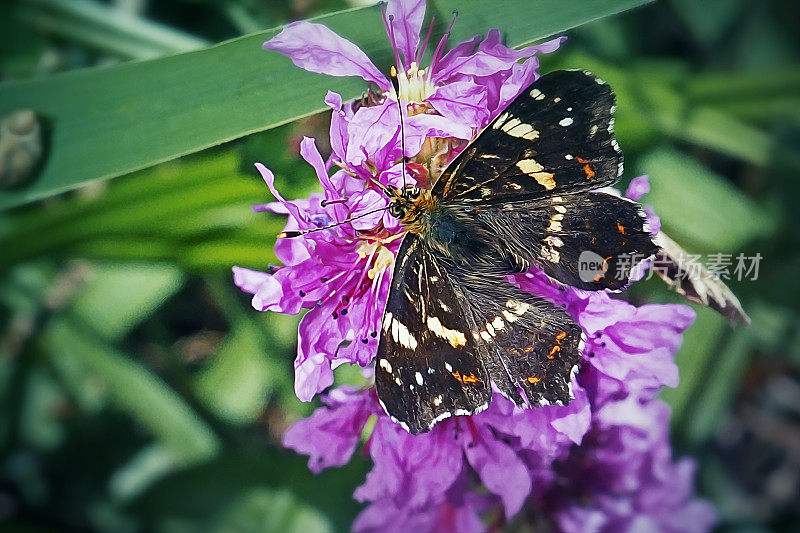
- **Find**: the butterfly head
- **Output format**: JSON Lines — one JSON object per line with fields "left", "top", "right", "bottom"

{"left": 386, "top": 185, "right": 434, "bottom": 230}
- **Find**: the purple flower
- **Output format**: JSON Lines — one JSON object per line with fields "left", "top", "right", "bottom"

{"left": 264, "top": 0, "right": 564, "bottom": 131}
{"left": 236, "top": 0, "right": 563, "bottom": 401}
{"left": 547, "top": 391, "right": 717, "bottom": 533}
{"left": 235, "top": 0, "right": 716, "bottom": 529}
{"left": 282, "top": 272, "right": 713, "bottom": 531}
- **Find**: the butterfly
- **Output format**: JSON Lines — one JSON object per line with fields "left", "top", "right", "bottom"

{"left": 374, "top": 70, "right": 659, "bottom": 434}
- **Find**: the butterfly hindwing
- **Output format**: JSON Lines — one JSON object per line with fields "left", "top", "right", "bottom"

{"left": 453, "top": 271, "right": 583, "bottom": 406}
{"left": 433, "top": 70, "right": 620, "bottom": 204}
{"left": 479, "top": 192, "right": 658, "bottom": 290}
{"left": 375, "top": 234, "right": 491, "bottom": 434}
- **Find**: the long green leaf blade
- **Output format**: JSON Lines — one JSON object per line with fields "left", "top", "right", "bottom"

{"left": 0, "top": 0, "right": 652, "bottom": 211}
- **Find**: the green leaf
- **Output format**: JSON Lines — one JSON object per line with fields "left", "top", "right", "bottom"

{"left": 673, "top": 106, "right": 773, "bottom": 167}
{"left": 70, "top": 263, "right": 185, "bottom": 340}
{"left": 211, "top": 488, "right": 331, "bottom": 533}
{"left": 130, "top": 451, "right": 366, "bottom": 532}
{"left": 0, "top": 0, "right": 653, "bottom": 211}
{"left": 193, "top": 321, "right": 276, "bottom": 425}
{"left": 17, "top": 0, "right": 209, "bottom": 60}
{"left": 660, "top": 307, "right": 727, "bottom": 428}
{"left": 683, "top": 326, "right": 753, "bottom": 445}
{"left": 46, "top": 319, "right": 220, "bottom": 462}
{"left": 636, "top": 147, "right": 777, "bottom": 252}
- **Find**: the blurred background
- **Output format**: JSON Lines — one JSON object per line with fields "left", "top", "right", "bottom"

{"left": 1, "top": 0, "right": 799, "bottom": 531}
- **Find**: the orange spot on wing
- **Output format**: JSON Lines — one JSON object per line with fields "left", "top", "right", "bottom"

{"left": 575, "top": 156, "right": 595, "bottom": 180}
{"left": 549, "top": 345, "right": 561, "bottom": 356}
{"left": 523, "top": 346, "right": 535, "bottom": 353}
{"left": 556, "top": 331, "right": 567, "bottom": 342}
{"left": 617, "top": 222, "right": 626, "bottom": 234}
{"left": 526, "top": 376, "right": 541, "bottom": 384}
{"left": 451, "top": 371, "right": 480, "bottom": 384}
{"left": 593, "top": 256, "right": 613, "bottom": 282}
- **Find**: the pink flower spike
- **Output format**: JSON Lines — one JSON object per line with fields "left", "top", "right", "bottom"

{"left": 264, "top": 21, "right": 389, "bottom": 90}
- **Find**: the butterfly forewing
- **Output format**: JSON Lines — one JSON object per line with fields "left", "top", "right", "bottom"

{"left": 375, "top": 234, "right": 491, "bottom": 434}
{"left": 433, "top": 70, "right": 621, "bottom": 204}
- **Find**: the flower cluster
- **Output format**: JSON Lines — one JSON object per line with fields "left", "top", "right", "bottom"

{"left": 233, "top": 0, "right": 715, "bottom": 530}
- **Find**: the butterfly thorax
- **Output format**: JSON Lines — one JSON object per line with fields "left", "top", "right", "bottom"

{"left": 388, "top": 185, "right": 498, "bottom": 270}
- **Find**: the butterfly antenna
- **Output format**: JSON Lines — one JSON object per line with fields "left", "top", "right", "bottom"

{"left": 277, "top": 205, "right": 389, "bottom": 239}
{"left": 388, "top": 57, "right": 407, "bottom": 189}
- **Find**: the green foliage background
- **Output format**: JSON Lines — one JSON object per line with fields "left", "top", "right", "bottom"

{"left": 1, "top": 0, "right": 799, "bottom": 531}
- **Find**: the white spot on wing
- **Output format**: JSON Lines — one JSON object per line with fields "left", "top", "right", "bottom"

{"left": 426, "top": 316, "right": 467, "bottom": 347}
{"left": 415, "top": 372, "right": 424, "bottom": 386}
{"left": 559, "top": 117, "right": 574, "bottom": 127}
{"left": 544, "top": 235, "right": 564, "bottom": 247}
{"left": 492, "top": 112, "right": 509, "bottom": 129}
{"left": 502, "top": 119, "right": 539, "bottom": 140}
{"left": 506, "top": 300, "right": 531, "bottom": 316}
{"left": 392, "top": 318, "right": 418, "bottom": 349}
{"left": 541, "top": 245, "right": 561, "bottom": 263}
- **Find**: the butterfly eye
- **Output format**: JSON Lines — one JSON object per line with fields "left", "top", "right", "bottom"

{"left": 389, "top": 202, "right": 406, "bottom": 219}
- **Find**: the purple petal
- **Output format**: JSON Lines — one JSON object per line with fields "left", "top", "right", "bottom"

{"left": 346, "top": 100, "right": 400, "bottom": 168}
{"left": 433, "top": 34, "right": 481, "bottom": 77}
{"left": 282, "top": 387, "right": 373, "bottom": 473}
{"left": 514, "top": 36, "right": 566, "bottom": 58}
{"left": 349, "top": 189, "right": 388, "bottom": 230}
{"left": 496, "top": 57, "right": 541, "bottom": 115}
{"left": 625, "top": 175, "right": 650, "bottom": 201}
{"left": 385, "top": 0, "right": 426, "bottom": 67}
{"left": 264, "top": 21, "right": 388, "bottom": 89}
{"left": 547, "top": 383, "right": 592, "bottom": 445}
{"left": 300, "top": 137, "right": 338, "bottom": 196}
{"left": 231, "top": 266, "right": 287, "bottom": 313}
{"left": 434, "top": 33, "right": 563, "bottom": 85}
{"left": 404, "top": 112, "right": 474, "bottom": 148}
{"left": 231, "top": 266, "right": 273, "bottom": 295}
{"left": 325, "top": 91, "right": 349, "bottom": 163}
{"left": 355, "top": 420, "right": 463, "bottom": 509}
{"left": 254, "top": 163, "right": 310, "bottom": 231}
{"left": 463, "top": 421, "right": 531, "bottom": 518}
{"left": 427, "top": 81, "right": 490, "bottom": 129}
{"left": 353, "top": 500, "right": 435, "bottom": 533}
{"left": 293, "top": 350, "right": 334, "bottom": 402}
{"left": 556, "top": 506, "right": 609, "bottom": 533}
